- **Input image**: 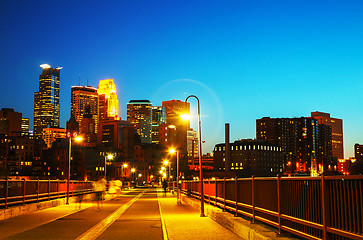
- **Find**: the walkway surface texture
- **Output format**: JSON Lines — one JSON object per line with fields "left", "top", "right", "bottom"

{"left": 0, "top": 187, "right": 243, "bottom": 240}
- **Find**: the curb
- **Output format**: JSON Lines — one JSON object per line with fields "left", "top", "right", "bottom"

{"left": 181, "top": 195, "right": 298, "bottom": 240}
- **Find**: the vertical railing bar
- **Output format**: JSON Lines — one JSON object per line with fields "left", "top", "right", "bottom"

{"left": 23, "top": 179, "right": 26, "bottom": 205}
{"left": 360, "top": 180, "right": 363, "bottom": 234}
{"left": 223, "top": 177, "right": 226, "bottom": 211}
{"left": 277, "top": 174, "right": 281, "bottom": 234}
{"left": 215, "top": 179, "right": 218, "bottom": 207}
{"left": 5, "top": 178, "right": 9, "bottom": 209}
{"left": 343, "top": 179, "right": 348, "bottom": 231}
{"left": 338, "top": 179, "right": 343, "bottom": 230}
{"left": 48, "top": 179, "right": 51, "bottom": 201}
{"left": 37, "top": 179, "right": 39, "bottom": 203}
{"left": 209, "top": 179, "right": 211, "bottom": 205}
{"left": 351, "top": 180, "right": 356, "bottom": 234}
{"left": 346, "top": 179, "right": 352, "bottom": 233}
{"left": 321, "top": 173, "right": 328, "bottom": 240}
{"left": 252, "top": 176, "right": 255, "bottom": 223}
{"left": 235, "top": 177, "right": 238, "bottom": 216}
{"left": 330, "top": 181, "right": 336, "bottom": 229}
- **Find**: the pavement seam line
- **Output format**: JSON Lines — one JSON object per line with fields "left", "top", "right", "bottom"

{"left": 75, "top": 189, "right": 146, "bottom": 240}
{"left": 157, "top": 190, "right": 169, "bottom": 240}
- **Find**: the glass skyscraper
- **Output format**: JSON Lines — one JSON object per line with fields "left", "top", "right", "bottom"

{"left": 34, "top": 64, "right": 61, "bottom": 137}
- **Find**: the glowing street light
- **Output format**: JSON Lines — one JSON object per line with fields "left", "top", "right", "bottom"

{"left": 67, "top": 134, "right": 83, "bottom": 205}
{"left": 185, "top": 95, "right": 205, "bottom": 217}
{"left": 105, "top": 154, "right": 114, "bottom": 179}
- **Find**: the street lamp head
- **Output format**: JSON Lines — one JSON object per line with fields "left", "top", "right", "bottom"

{"left": 131, "top": 168, "right": 136, "bottom": 173}
{"left": 107, "top": 154, "right": 113, "bottom": 160}
{"left": 168, "top": 125, "right": 176, "bottom": 129}
{"left": 74, "top": 136, "right": 84, "bottom": 142}
{"left": 169, "top": 148, "right": 176, "bottom": 154}
{"left": 123, "top": 163, "right": 128, "bottom": 168}
{"left": 163, "top": 160, "right": 169, "bottom": 165}
{"left": 161, "top": 166, "right": 165, "bottom": 170}
{"left": 180, "top": 114, "right": 191, "bottom": 121}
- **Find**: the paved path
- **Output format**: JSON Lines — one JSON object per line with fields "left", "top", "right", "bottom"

{"left": 0, "top": 187, "right": 243, "bottom": 240}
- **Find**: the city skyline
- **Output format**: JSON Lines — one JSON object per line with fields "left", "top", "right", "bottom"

{"left": 1, "top": 1, "right": 363, "bottom": 157}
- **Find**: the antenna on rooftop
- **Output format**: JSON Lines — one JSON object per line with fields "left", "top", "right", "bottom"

{"left": 78, "top": 74, "right": 81, "bottom": 86}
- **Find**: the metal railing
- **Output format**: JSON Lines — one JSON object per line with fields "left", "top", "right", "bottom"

{"left": 182, "top": 175, "right": 363, "bottom": 240}
{"left": 0, "top": 179, "right": 94, "bottom": 209}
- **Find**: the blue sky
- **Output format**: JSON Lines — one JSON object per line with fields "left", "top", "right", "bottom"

{"left": 1, "top": 0, "right": 363, "bottom": 157}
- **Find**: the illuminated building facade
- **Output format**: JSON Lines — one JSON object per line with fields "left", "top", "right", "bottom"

{"left": 311, "top": 111, "right": 343, "bottom": 160}
{"left": 213, "top": 139, "right": 282, "bottom": 176}
{"left": 71, "top": 86, "right": 99, "bottom": 133}
{"left": 127, "top": 100, "right": 152, "bottom": 143}
{"left": 187, "top": 128, "right": 199, "bottom": 164}
{"left": 42, "top": 127, "right": 66, "bottom": 148}
{"left": 151, "top": 106, "right": 165, "bottom": 144}
{"left": 34, "top": 64, "right": 61, "bottom": 137}
{"left": 97, "top": 79, "right": 119, "bottom": 121}
{"left": 21, "top": 118, "right": 29, "bottom": 136}
{"left": 256, "top": 117, "right": 332, "bottom": 174}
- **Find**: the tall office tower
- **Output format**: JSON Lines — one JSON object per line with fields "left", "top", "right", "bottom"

{"left": 97, "top": 79, "right": 119, "bottom": 121}
{"left": 0, "top": 108, "right": 22, "bottom": 136}
{"left": 151, "top": 106, "right": 165, "bottom": 144}
{"left": 34, "top": 64, "right": 61, "bottom": 137}
{"left": 311, "top": 111, "right": 343, "bottom": 160}
{"left": 256, "top": 117, "right": 332, "bottom": 174}
{"left": 71, "top": 86, "right": 99, "bottom": 133}
{"left": 127, "top": 100, "right": 152, "bottom": 143}
{"left": 21, "top": 118, "right": 29, "bottom": 136}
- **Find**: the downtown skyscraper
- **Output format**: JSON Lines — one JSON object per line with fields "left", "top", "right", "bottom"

{"left": 34, "top": 64, "right": 61, "bottom": 137}
{"left": 71, "top": 86, "right": 99, "bottom": 133}
{"left": 127, "top": 100, "right": 152, "bottom": 143}
{"left": 97, "top": 79, "right": 119, "bottom": 121}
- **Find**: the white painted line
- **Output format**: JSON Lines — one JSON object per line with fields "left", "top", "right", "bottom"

{"left": 76, "top": 190, "right": 146, "bottom": 240}
{"left": 157, "top": 190, "right": 169, "bottom": 240}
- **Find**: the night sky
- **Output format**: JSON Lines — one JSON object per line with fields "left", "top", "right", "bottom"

{"left": 1, "top": 0, "right": 363, "bottom": 157}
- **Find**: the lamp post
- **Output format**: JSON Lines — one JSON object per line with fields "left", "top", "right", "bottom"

{"left": 122, "top": 163, "right": 128, "bottom": 181}
{"left": 131, "top": 168, "right": 136, "bottom": 184}
{"left": 169, "top": 148, "right": 180, "bottom": 203}
{"left": 67, "top": 134, "right": 83, "bottom": 205}
{"left": 104, "top": 154, "right": 113, "bottom": 180}
{"left": 163, "top": 160, "right": 171, "bottom": 183}
{"left": 184, "top": 95, "right": 205, "bottom": 217}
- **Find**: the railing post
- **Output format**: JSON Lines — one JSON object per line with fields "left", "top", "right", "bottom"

{"left": 5, "top": 178, "right": 9, "bottom": 209}
{"left": 57, "top": 179, "right": 59, "bottom": 198}
{"left": 37, "top": 179, "right": 39, "bottom": 203}
{"left": 223, "top": 177, "right": 226, "bottom": 211}
{"left": 277, "top": 174, "right": 281, "bottom": 234}
{"left": 235, "top": 177, "right": 238, "bottom": 217}
{"left": 209, "top": 179, "right": 211, "bottom": 205}
{"left": 215, "top": 179, "right": 218, "bottom": 206}
{"left": 23, "top": 179, "right": 26, "bottom": 205}
{"left": 321, "top": 173, "right": 329, "bottom": 240}
{"left": 48, "top": 179, "right": 51, "bottom": 201}
{"left": 252, "top": 175, "right": 255, "bottom": 223}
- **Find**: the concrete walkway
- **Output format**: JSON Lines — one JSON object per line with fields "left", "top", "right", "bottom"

{"left": 157, "top": 189, "right": 243, "bottom": 240}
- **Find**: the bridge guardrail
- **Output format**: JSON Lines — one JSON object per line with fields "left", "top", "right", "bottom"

{"left": 182, "top": 175, "right": 363, "bottom": 240}
{"left": 0, "top": 179, "right": 94, "bottom": 208}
